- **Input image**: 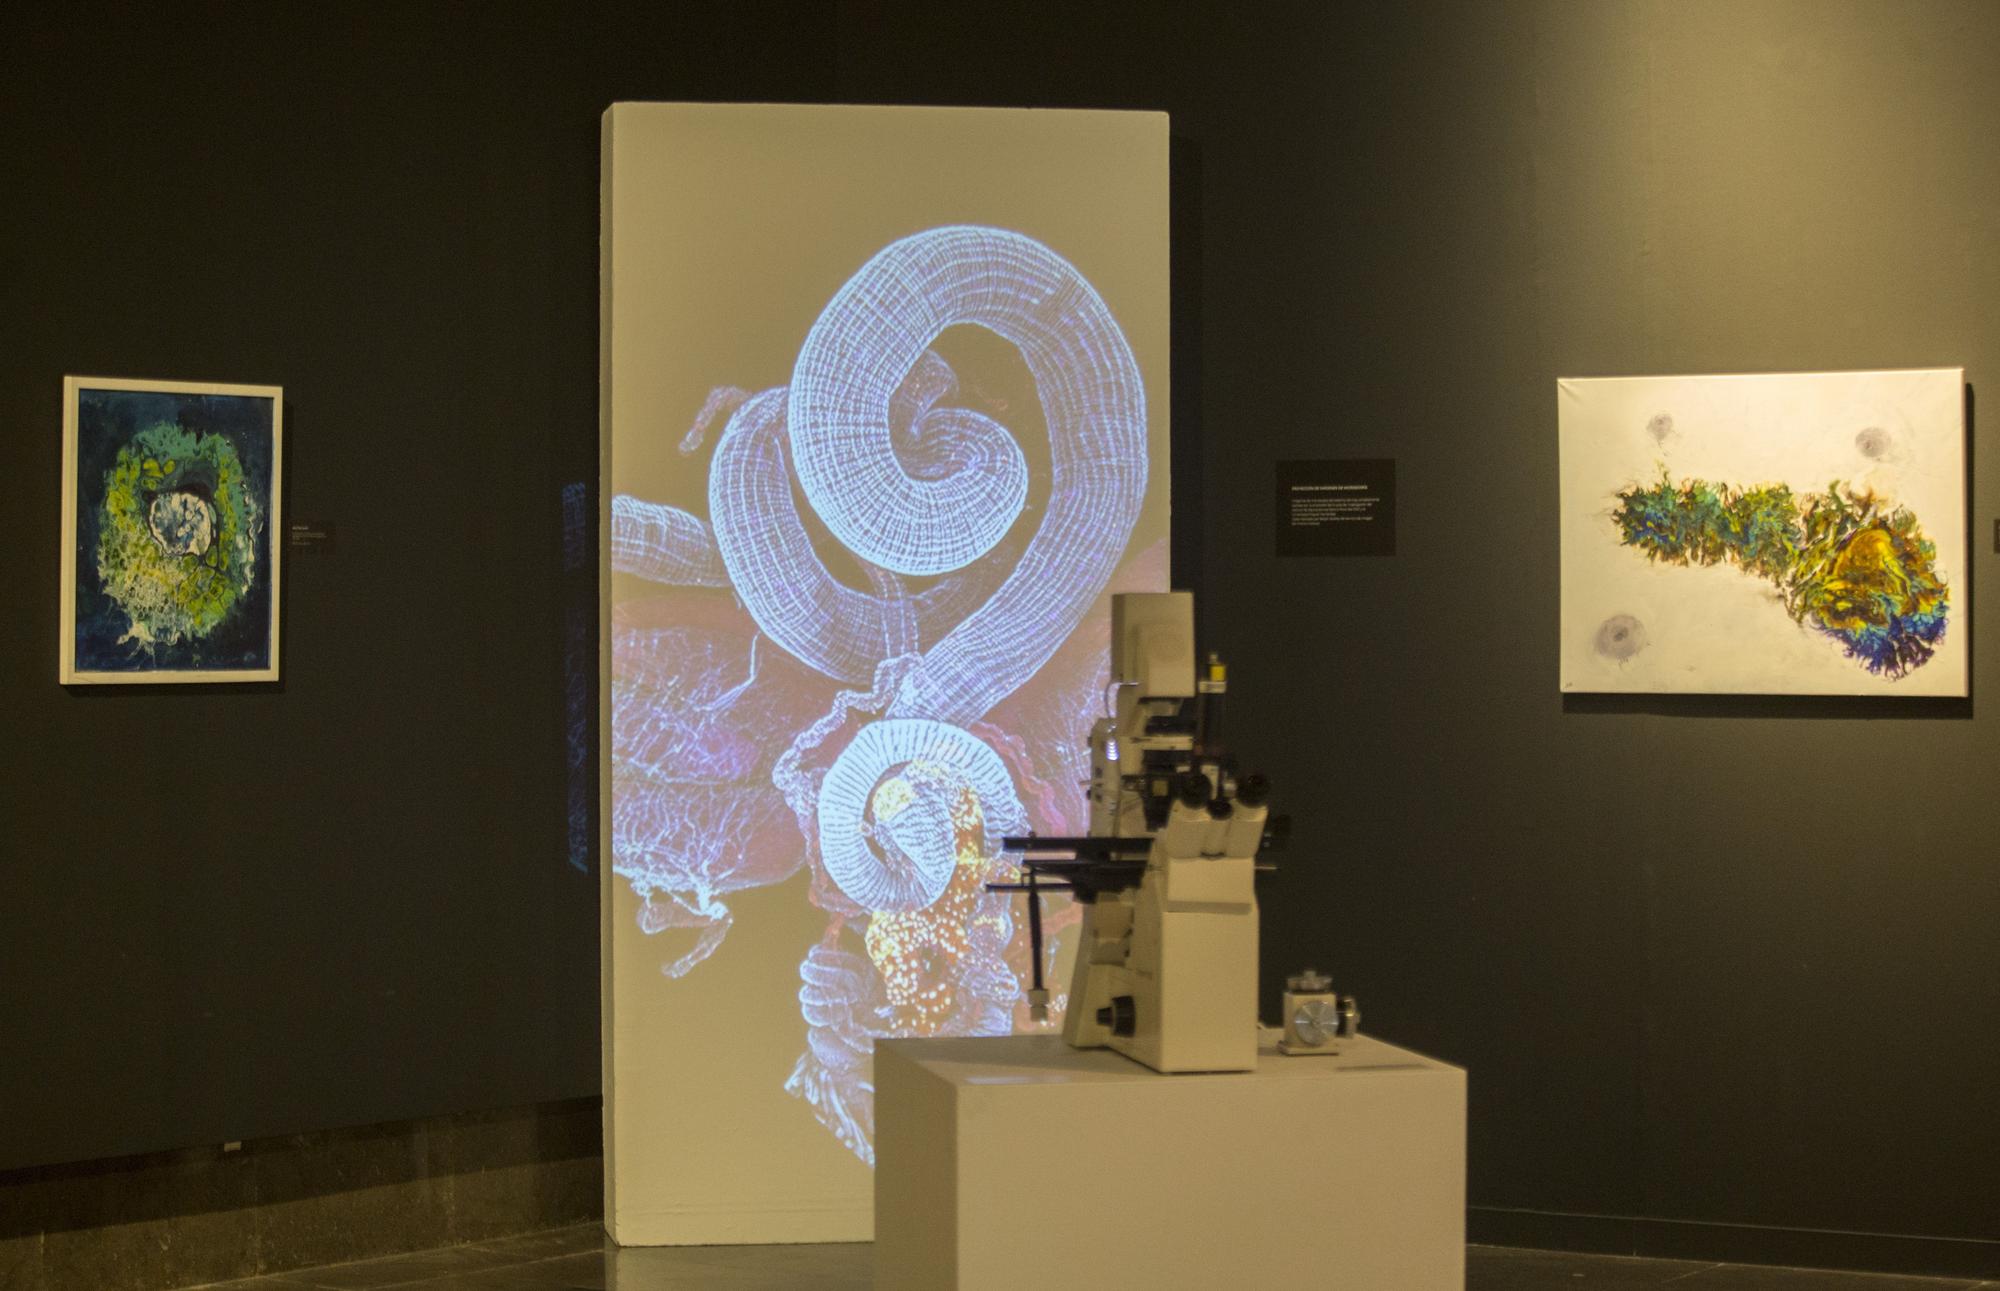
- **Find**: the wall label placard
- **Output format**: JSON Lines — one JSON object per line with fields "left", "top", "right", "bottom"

{"left": 287, "top": 521, "right": 335, "bottom": 552}
{"left": 1276, "top": 459, "right": 1395, "bottom": 557}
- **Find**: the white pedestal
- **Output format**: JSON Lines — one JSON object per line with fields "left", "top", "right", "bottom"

{"left": 874, "top": 1033, "right": 1466, "bottom": 1291}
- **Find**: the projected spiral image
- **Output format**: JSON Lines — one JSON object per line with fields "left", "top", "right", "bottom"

{"left": 611, "top": 226, "right": 1156, "bottom": 1163}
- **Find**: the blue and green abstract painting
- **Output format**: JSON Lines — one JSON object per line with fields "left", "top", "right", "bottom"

{"left": 1611, "top": 472, "right": 1948, "bottom": 680}
{"left": 70, "top": 387, "right": 275, "bottom": 675}
{"left": 1559, "top": 370, "right": 1964, "bottom": 695}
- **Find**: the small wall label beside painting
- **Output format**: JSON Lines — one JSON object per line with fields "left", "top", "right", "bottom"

{"left": 288, "top": 520, "right": 336, "bottom": 553}
{"left": 1276, "top": 458, "right": 1396, "bottom": 557}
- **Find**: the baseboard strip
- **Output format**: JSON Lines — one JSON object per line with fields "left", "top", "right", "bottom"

{"left": 1468, "top": 1206, "right": 2000, "bottom": 1280}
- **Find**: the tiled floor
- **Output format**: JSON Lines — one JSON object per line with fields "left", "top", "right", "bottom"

{"left": 196, "top": 1226, "right": 1998, "bottom": 1290}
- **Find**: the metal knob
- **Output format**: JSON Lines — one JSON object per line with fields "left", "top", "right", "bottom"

{"left": 1290, "top": 997, "right": 1345, "bottom": 1048}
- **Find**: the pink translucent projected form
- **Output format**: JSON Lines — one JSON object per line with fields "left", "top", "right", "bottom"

{"left": 610, "top": 226, "right": 1155, "bottom": 1163}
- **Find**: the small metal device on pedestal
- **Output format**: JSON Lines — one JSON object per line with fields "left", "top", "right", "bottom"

{"left": 1279, "top": 969, "right": 1359, "bottom": 1055}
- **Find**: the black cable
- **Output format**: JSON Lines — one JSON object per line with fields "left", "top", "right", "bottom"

{"left": 1026, "top": 866, "right": 1045, "bottom": 996}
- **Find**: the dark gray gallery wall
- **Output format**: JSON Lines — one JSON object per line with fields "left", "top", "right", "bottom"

{"left": 0, "top": 3, "right": 837, "bottom": 1172}
{"left": 1145, "top": 1, "right": 2000, "bottom": 1270}
{"left": 2, "top": 0, "right": 1995, "bottom": 1276}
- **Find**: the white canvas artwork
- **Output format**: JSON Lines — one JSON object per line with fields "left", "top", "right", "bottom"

{"left": 1559, "top": 369, "right": 1967, "bottom": 696}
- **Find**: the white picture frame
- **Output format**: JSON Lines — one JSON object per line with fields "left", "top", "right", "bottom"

{"left": 1558, "top": 368, "right": 1966, "bottom": 697}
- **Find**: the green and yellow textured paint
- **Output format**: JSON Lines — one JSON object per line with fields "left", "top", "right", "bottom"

{"left": 96, "top": 422, "right": 258, "bottom": 649}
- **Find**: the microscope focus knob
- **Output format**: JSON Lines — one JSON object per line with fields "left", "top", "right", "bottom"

{"left": 1096, "top": 995, "right": 1138, "bottom": 1038}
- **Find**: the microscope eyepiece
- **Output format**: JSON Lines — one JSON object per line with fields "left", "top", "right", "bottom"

{"left": 1177, "top": 773, "right": 1211, "bottom": 808}
{"left": 1236, "top": 773, "right": 1270, "bottom": 807}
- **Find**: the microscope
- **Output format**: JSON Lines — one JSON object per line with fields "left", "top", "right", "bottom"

{"left": 996, "top": 591, "right": 1350, "bottom": 1073}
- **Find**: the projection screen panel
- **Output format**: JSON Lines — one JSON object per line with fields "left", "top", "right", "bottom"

{"left": 602, "top": 103, "right": 1169, "bottom": 1243}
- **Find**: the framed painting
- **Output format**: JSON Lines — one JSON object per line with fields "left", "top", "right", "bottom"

{"left": 60, "top": 375, "right": 283, "bottom": 684}
{"left": 1559, "top": 368, "right": 1966, "bottom": 696}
